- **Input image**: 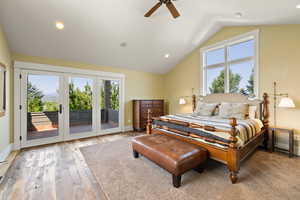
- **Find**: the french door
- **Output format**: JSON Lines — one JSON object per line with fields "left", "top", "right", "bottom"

{"left": 20, "top": 70, "right": 65, "bottom": 147}
{"left": 18, "top": 69, "right": 123, "bottom": 148}
{"left": 64, "top": 75, "right": 98, "bottom": 140}
{"left": 99, "top": 78, "right": 121, "bottom": 135}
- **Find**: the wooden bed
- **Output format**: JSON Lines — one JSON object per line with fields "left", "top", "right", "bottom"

{"left": 146, "top": 93, "right": 270, "bottom": 184}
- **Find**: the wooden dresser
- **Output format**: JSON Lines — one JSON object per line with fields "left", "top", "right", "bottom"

{"left": 133, "top": 100, "right": 164, "bottom": 131}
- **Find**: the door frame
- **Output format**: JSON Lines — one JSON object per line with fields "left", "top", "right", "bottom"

{"left": 14, "top": 61, "right": 125, "bottom": 150}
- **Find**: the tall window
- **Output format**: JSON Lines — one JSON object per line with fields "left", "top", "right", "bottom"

{"left": 202, "top": 31, "right": 258, "bottom": 97}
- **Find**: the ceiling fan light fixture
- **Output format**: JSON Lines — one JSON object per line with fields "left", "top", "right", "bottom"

{"left": 164, "top": 54, "right": 170, "bottom": 58}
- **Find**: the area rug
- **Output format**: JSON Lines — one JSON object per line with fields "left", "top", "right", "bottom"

{"left": 80, "top": 138, "right": 300, "bottom": 200}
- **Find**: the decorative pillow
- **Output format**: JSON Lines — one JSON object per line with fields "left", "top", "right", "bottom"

{"left": 248, "top": 105, "right": 257, "bottom": 119}
{"left": 218, "top": 102, "right": 249, "bottom": 120}
{"left": 193, "top": 102, "right": 219, "bottom": 116}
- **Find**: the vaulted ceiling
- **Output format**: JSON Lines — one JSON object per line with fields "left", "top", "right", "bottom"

{"left": 0, "top": 0, "right": 300, "bottom": 74}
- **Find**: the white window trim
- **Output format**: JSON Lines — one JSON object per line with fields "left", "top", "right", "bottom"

{"left": 14, "top": 61, "right": 125, "bottom": 78}
{"left": 200, "top": 30, "right": 259, "bottom": 97}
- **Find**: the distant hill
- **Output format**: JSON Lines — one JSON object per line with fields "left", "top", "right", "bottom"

{"left": 42, "top": 93, "right": 58, "bottom": 102}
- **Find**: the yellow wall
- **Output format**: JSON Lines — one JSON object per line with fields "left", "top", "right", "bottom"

{"left": 13, "top": 54, "right": 165, "bottom": 129}
{"left": 0, "top": 25, "right": 12, "bottom": 155}
{"left": 164, "top": 25, "right": 300, "bottom": 144}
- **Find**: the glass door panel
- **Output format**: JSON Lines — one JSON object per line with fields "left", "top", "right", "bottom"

{"left": 26, "top": 74, "right": 61, "bottom": 141}
{"left": 100, "top": 80, "right": 120, "bottom": 130}
{"left": 69, "top": 77, "right": 93, "bottom": 134}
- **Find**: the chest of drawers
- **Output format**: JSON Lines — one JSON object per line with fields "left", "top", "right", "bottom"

{"left": 133, "top": 100, "right": 164, "bottom": 131}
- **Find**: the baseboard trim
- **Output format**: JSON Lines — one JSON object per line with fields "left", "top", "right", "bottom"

{"left": 275, "top": 142, "right": 300, "bottom": 156}
{"left": 124, "top": 126, "right": 133, "bottom": 132}
{"left": 0, "top": 144, "right": 13, "bottom": 163}
{"left": 0, "top": 150, "right": 19, "bottom": 184}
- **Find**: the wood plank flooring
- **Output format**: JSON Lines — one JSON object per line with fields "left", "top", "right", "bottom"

{"left": 0, "top": 132, "right": 141, "bottom": 200}
{"left": 0, "top": 151, "right": 18, "bottom": 184}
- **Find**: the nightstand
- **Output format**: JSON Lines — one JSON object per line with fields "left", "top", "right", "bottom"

{"left": 269, "top": 127, "right": 294, "bottom": 158}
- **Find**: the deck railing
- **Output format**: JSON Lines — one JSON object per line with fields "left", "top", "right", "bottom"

{"left": 27, "top": 109, "right": 119, "bottom": 131}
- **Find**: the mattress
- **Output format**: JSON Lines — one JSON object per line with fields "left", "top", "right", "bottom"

{"left": 152, "top": 114, "right": 264, "bottom": 148}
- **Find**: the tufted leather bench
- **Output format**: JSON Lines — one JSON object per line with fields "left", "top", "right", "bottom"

{"left": 132, "top": 134, "right": 207, "bottom": 188}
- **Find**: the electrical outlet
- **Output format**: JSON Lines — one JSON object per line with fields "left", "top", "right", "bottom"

{"left": 294, "top": 135, "right": 300, "bottom": 141}
{"left": 128, "top": 119, "right": 131, "bottom": 123}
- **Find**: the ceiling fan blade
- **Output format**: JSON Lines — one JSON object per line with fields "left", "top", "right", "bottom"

{"left": 144, "top": 2, "right": 162, "bottom": 17}
{"left": 166, "top": 1, "right": 180, "bottom": 18}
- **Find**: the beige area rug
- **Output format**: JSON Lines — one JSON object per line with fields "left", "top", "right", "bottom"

{"left": 80, "top": 138, "right": 300, "bottom": 200}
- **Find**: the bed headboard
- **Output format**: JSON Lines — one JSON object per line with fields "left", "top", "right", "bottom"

{"left": 192, "top": 93, "right": 269, "bottom": 127}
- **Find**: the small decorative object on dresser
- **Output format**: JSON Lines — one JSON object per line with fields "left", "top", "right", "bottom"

{"left": 269, "top": 127, "right": 294, "bottom": 158}
{"left": 133, "top": 100, "right": 164, "bottom": 131}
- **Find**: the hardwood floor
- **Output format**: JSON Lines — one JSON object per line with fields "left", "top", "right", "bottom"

{"left": 0, "top": 132, "right": 142, "bottom": 200}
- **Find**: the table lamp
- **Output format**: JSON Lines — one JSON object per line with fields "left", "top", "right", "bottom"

{"left": 179, "top": 98, "right": 186, "bottom": 105}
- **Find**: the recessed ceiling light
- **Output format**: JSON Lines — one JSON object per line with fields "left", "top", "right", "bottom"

{"left": 164, "top": 54, "right": 170, "bottom": 58}
{"left": 55, "top": 22, "right": 64, "bottom": 30}
{"left": 235, "top": 12, "right": 243, "bottom": 18}
{"left": 296, "top": 4, "right": 300, "bottom": 9}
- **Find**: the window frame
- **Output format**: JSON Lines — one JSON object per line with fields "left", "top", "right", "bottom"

{"left": 200, "top": 30, "right": 259, "bottom": 97}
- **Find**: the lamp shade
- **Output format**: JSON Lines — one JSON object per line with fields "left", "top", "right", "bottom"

{"left": 278, "top": 97, "right": 295, "bottom": 108}
{"left": 179, "top": 98, "right": 186, "bottom": 105}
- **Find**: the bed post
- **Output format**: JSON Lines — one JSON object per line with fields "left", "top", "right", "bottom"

{"left": 262, "top": 93, "right": 270, "bottom": 128}
{"left": 262, "top": 93, "right": 270, "bottom": 150}
{"left": 192, "top": 94, "right": 196, "bottom": 112}
{"left": 146, "top": 109, "right": 152, "bottom": 134}
{"left": 227, "top": 118, "right": 240, "bottom": 184}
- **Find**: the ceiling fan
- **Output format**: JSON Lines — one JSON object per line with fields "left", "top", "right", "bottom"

{"left": 144, "top": 0, "right": 180, "bottom": 19}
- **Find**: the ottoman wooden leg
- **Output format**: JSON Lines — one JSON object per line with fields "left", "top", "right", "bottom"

{"left": 133, "top": 150, "right": 139, "bottom": 158}
{"left": 193, "top": 165, "right": 204, "bottom": 173}
{"left": 229, "top": 171, "right": 238, "bottom": 184}
{"left": 172, "top": 174, "right": 181, "bottom": 188}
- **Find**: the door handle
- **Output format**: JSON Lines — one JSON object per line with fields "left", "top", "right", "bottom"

{"left": 59, "top": 104, "right": 62, "bottom": 114}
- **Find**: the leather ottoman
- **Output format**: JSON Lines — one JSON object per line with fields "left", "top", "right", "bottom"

{"left": 132, "top": 134, "right": 207, "bottom": 188}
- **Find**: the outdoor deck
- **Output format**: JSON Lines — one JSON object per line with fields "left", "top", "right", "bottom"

{"left": 27, "top": 110, "right": 119, "bottom": 140}
{"left": 28, "top": 123, "right": 119, "bottom": 140}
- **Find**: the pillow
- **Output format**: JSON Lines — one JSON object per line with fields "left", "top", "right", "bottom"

{"left": 193, "top": 102, "right": 219, "bottom": 116}
{"left": 248, "top": 105, "right": 257, "bottom": 119}
{"left": 218, "top": 102, "right": 249, "bottom": 120}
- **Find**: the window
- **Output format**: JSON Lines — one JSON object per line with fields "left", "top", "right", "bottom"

{"left": 202, "top": 31, "right": 258, "bottom": 97}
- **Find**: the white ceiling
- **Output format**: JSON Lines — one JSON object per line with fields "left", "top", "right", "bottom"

{"left": 0, "top": 0, "right": 300, "bottom": 74}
